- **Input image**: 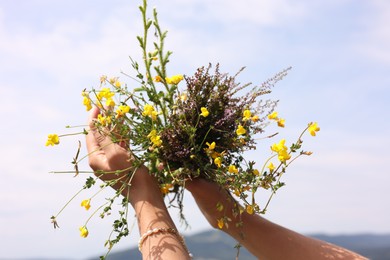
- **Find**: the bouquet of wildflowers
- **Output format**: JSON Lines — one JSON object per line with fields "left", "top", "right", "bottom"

{"left": 47, "top": 0, "right": 320, "bottom": 258}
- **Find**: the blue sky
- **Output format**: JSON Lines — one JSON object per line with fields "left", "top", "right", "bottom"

{"left": 1, "top": 0, "right": 389, "bottom": 259}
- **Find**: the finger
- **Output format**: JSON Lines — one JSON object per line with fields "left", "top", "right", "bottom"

{"left": 86, "top": 106, "right": 102, "bottom": 155}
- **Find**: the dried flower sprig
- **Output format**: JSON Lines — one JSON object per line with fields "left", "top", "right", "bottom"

{"left": 47, "top": 0, "right": 319, "bottom": 258}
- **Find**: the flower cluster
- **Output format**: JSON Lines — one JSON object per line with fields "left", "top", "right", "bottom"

{"left": 47, "top": 0, "right": 319, "bottom": 258}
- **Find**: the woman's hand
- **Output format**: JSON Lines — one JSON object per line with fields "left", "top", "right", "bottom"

{"left": 85, "top": 106, "right": 133, "bottom": 182}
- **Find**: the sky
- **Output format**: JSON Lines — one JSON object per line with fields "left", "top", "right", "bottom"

{"left": 1, "top": 0, "right": 389, "bottom": 259}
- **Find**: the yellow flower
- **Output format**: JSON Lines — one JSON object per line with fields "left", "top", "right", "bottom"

{"left": 205, "top": 141, "right": 216, "bottom": 150}
{"left": 271, "top": 139, "right": 287, "bottom": 153}
{"left": 79, "top": 226, "right": 89, "bottom": 238}
{"left": 154, "top": 75, "right": 163, "bottom": 82}
{"left": 268, "top": 111, "right": 278, "bottom": 120}
{"left": 271, "top": 139, "right": 291, "bottom": 162}
{"left": 97, "top": 114, "right": 111, "bottom": 126}
{"left": 46, "top": 134, "right": 60, "bottom": 146}
{"left": 116, "top": 105, "right": 130, "bottom": 117}
{"left": 253, "top": 169, "right": 260, "bottom": 175}
{"left": 109, "top": 77, "right": 116, "bottom": 84}
{"left": 142, "top": 104, "right": 158, "bottom": 120}
{"left": 308, "top": 122, "right": 320, "bottom": 136}
{"left": 200, "top": 107, "right": 209, "bottom": 117}
{"left": 105, "top": 98, "right": 116, "bottom": 107}
{"left": 165, "top": 74, "right": 184, "bottom": 85}
{"left": 243, "top": 109, "right": 251, "bottom": 121}
{"left": 97, "top": 87, "right": 114, "bottom": 101}
{"left": 81, "top": 199, "right": 91, "bottom": 210}
{"left": 214, "top": 157, "right": 222, "bottom": 168}
{"left": 228, "top": 165, "right": 238, "bottom": 174}
{"left": 180, "top": 92, "right": 188, "bottom": 102}
{"left": 83, "top": 96, "right": 92, "bottom": 111}
{"left": 160, "top": 184, "right": 173, "bottom": 195}
{"left": 217, "top": 218, "right": 224, "bottom": 229}
{"left": 100, "top": 75, "right": 107, "bottom": 83}
{"left": 251, "top": 115, "right": 260, "bottom": 122}
{"left": 236, "top": 124, "right": 246, "bottom": 135}
{"left": 267, "top": 162, "right": 275, "bottom": 172}
{"left": 246, "top": 205, "right": 254, "bottom": 215}
{"left": 113, "top": 80, "right": 121, "bottom": 88}
{"left": 277, "top": 118, "right": 285, "bottom": 128}
{"left": 148, "top": 130, "right": 162, "bottom": 147}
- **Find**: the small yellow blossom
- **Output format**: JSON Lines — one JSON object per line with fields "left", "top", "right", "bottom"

{"left": 251, "top": 115, "right": 260, "bottom": 122}
{"left": 243, "top": 109, "right": 251, "bottom": 121}
{"left": 217, "top": 218, "right": 224, "bottom": 229}
{"left": 105, "top": 98, "right": 116, "bottom": 107}
{"left": 253, "top": 169, "right": 260, "bottom": 175}
{"left": 200, "top": 107, "right": 209, "bottom": 117}
{"left": 277, "top": 118, "right": 285, "bottom": 128}
{"left": 83, "top": 96, "right": 92, "bottom": 111}
{"left": 268, "top": 111, "right": 278, "bottom": 120}
{"left": 46, "top": 134, "right": 60, "bottom": 146}
{"left": 97, "top": 87, "right": 114, "bottom": 101}
{"left": 109, "top": 77, "right": 117, "bottom": 84}
{"left": 81, "top": 199, "right": 91, "bottom": 210}
{"left": 160, "top": 184, "right": 173, "bottom": 195}
{"left": 113, "top": 80, "right": 121, "bottom": 88}
{"left": 116, "top": 105, "right": 130, "bottom": 117}
{"left": 267, "top": 162, "right": 275, "bottom": 172}
{"left": 228, "top": 165, "right": 238, "bottom": 174}
{"left": 98, "top": 114, "right": 111, "bottom": 126}
{"left": 214, "top": 157, "right": 222, "bottom": 168}
{"left": 100, "top": 75, "right": 107, "bottom": 83}
{"left": 142, "top": 104, "right": 158, "bottom": 120}
{"left": 271, "top": 139, "right": 291, "bottom": 162}
{"left": 246, "top": 205, "right": 254, "bottom": 215}
{"left": 148, "top": 130, "right": 162, "bottom": 147}
{"left": 79, "top": 226, "right": 89, "bottom": 238}
{"left": 308, "top": 122, "right": 320, "bottom": 136}
{"left": 180, "top": 92, "right": 188, "bottom": 102}
{"left": 154, "top": 75, "right": 163, "bottom": 82}
{"left": 205, "top": 141, "right": 216, "bottom": 150}
{"left": 236, "top": 124, "right": 246, "bottom": 135}
{"left": 165, "top": 74, "right": 184, "bottom": 85}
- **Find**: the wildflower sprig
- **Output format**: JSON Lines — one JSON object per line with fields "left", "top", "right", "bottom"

{"left": 47, "top": 0, "right": 319, "bottom": 258}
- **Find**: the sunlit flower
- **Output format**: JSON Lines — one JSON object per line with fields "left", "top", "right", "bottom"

{"left": 97, "top": 87, "right": 114, "bottom": 101}
{"left": 148, "top": 130, "right": 162, "bottom": 147}
{"left": 268, "top": 111, "right": 278, "bottom": 120}
{"left": 246, "top": 205, "right": 254, "bottom": 215}
{"left": 116, "top": 105, "right": 130, "bottom": 117}
{"left": 277, "top": 118, "right": 285, "bottom": 128}
{"left": 46, "top": 134, "right": 60, "bottom": 146}
{"left": 180, "top": 92, "right": 188, "bottom": 102}
{"left": 271, "top": 139, "right": 291, "bottom": 162}
{"left": 105, "top": 98, "right": 116, "bottom": 107}
{"left": 83, "top": 96, "right": 92, "bottom": 111}
{"left": 251, "top": 115, "right": 260, "bottom": 122}
{"left": 113, "top": 80, "right": 121, "bottom": 88}
{"left": 142, "top": 104, "right": 158, "bottom": 120}
{"left": 217, "top": 218, "right": 224, "bottom": 229}
{"left": 200, "top": 107, "right": 209, "bottom": 117}
{"left": 100, "top": 75, "right": 107, "bottom": 84}
{"left": 154, "top": 75, "right": 163, "bottom": 82}
{"left": 160, "top": 184, "right": 173, "bottom": 195}
{"left": 243, "top": 109, "right": 251, "bottom": 121}
{"left": 214, "top": 157, "right": 222, "bottom": 168}
{"left": 81, "top": 199, "right": 91, "bottom": 210}
{"left": 228, "top": 165, "right": 238, "bottom": 174}
{"left": 205, "top": 141, "right": 216, "bottom": 150}
{"left": 79, "top": 226, "right": 89, "bottom": 238}
{"left": 236, "top": 124, "right": 246, "bottom": 135}
{"left": 267, "top": 162, "right": 275, "bottom": 172}
{"left": 165, "top": 74, "right": 184, "bottom": 85}
{"left": 308, "top": 122, "right": 320, "bottom": 136}
{"left": 98, "top": 114, "right": 111, "bottom": 126}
